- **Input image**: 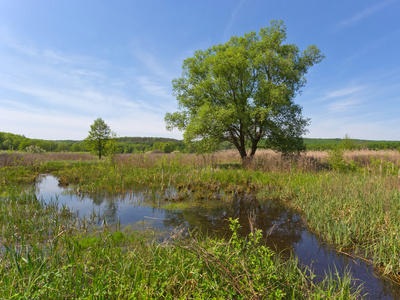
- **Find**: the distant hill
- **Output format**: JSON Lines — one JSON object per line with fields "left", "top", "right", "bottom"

{"left": 0, "top": 132, "right": 185, "bottom": 153}
{"left": 303, "top": 138, "right": 400, "bottom": 150}
{"left": 1, "top": 131, "right": 399, "bottom": 153}
{"left": 116, "top": 136, "right": 183, "bottom": 144}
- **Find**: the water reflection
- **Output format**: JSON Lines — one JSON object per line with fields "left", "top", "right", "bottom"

{"left": 163, "top": 194, "right": 305, "bottom": 253}
{"left": 36, "top": 175, "right": 167, "bottom": 228}
{"left": 35, "top": 175, "right": 399, "bottom": 299}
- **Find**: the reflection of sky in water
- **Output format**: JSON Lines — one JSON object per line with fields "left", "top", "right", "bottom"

{"left": 36, "top": 175, "right": 399, "bottom": 299}
{"left": 36, "top": 175, "right": 167, "bottom": 229}
{"left": 294, "top": 231, "right": 396, "bottom": 299}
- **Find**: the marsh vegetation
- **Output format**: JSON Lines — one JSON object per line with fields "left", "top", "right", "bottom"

{"left": 1, "top": 149, "right": 400, "bottom": 298}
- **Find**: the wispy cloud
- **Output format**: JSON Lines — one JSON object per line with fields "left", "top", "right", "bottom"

{"left": 303, "top": 69, "right": 400, "bottom": 140}
{"left": 223, "top": 0, "right": 247, "bottom": 41}
{"left": 327, "top": 98, "right": 363, "bottom": 113}
{"left": 321, "top": 86, "right": 363, "bottom": 100}
{"left": 306, "top": 116, "right": 399, "bottom": 141}
{"left": 137, "top": 76, "right": 173, "bottom": 101}
{"left": 1, "top": 93, "right": 182, "bottom": 140}
{"left": 0, "top": 31, "right": 180, "bottom": 139}
{"left": 132, "top": 47, "right": 172, "bottom": 78}
{"left": 308, "top": 85, "right": 366, "bottom": 114}
{"left": 0, "top": 106, "right": 93, "bottom": 140}
{"left": 334, "top": 0, "right": 395, "bottom": 30}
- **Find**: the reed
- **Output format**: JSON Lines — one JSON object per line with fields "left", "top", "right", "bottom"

{"left": 49, "top": 154, "right": 400, "bottom": 278}
{"left": 0, "top": 152, "right": 95, "bottom": 168}
{"left": 2, "top": 149, "right": 400, "bottom": 292}
{"left": 0, "top": 203, "right": 360, "bottom": 299}
{"left": 259, "top": 171, "right": 400, "bottom": 276}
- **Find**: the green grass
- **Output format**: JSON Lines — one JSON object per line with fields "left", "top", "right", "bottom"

{"left": 265, "top": 172, "right": 400, "bottom": 276}
{"left": 0, "top": 207, "right": 360, "bottom": 299}
{"left": 48, "top": 156, "right": 400, "bottom": 279}
{"left": 5, "top": 151, "right": 400, "bottom": 296}
{"left": 0, "top": 158, "right": 365, "bottom": 298}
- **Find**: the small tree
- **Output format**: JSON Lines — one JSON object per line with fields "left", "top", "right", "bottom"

{"left": 85, "top": 118, "right": 116, "bottom": 159}
{"left": 162, "top": 142, "right": 176, "bottom": 153}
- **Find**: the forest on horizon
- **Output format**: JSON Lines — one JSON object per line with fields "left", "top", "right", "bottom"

{"left": 1, "top": 131, "right": 400, "bottom": 154}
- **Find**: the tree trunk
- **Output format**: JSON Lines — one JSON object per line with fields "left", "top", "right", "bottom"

{"left": 241, "top": 155, "right": 253, "bottom": 168}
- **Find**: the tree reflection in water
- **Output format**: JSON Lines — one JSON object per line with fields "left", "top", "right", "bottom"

{"left": 35, "top": 175, "right": 400, "bottom": 299}
{"left": 163, "top": 193, "right": 306, "bottom": 253}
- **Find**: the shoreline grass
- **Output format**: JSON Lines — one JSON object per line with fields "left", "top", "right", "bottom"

{"left": 0, "top": 190, "right": 359, "bottom": 299}
{"left": 38, "top": 151, "right": 400, "bottom": 278}
{"left": 0, "top": 185, "right": 361, "bottom": 298}
{"left": 2, "top": 149, "right": 400, "bottom": 297}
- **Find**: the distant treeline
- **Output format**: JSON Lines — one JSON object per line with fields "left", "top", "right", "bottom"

{"left": 0, "top": 132, "right": 185, "bottom": 154}
{"left": 1, "top": 132, "right": 399, "bottom": 153}
{"left": 303, "top": 138, "right": 400, "bottom": 151}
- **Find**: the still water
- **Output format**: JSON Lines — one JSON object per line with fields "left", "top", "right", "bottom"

{"left": 36, "top": 174, "right": 399, "bottom": 299}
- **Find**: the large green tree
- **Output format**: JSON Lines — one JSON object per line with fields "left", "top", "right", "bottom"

{"left": 85, "top": 118, "right": 116, "bottom": 159}
{"left": 165, "top": 20, "right": 324, "bottom": 162}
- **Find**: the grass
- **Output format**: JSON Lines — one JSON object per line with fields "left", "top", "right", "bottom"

{"left": 3, "top": 149, "right": 400, "bottom": 297}
{"left": 268, "top": 172, "right": 400, "bottom": 276}
{"left": 0, "top": 190, "right": 360, "bottom": 299}
{"left": 42, "top": 151, "right": 400, "bottom": 277}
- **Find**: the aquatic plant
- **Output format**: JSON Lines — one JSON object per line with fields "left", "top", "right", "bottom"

{"left": 0, "top": 207, "right": 360, "bottom": 299}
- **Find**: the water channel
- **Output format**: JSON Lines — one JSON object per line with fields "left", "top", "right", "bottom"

{"left": 36, "top": 174, "right": 400, "bottom": 299}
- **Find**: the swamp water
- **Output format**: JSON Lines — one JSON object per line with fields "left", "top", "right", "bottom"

{"left": 36, "top": 174, "right": 399, "bottom": 299}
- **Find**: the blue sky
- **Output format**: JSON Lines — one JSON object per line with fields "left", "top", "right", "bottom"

{"left": 0, "top": 0, "right": 399, "bottom": 141}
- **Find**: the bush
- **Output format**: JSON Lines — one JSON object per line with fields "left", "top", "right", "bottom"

{"left": 25, "top": 145, "right": 46, "bottom": 154}
{"left": 162, "top": 142, "right": 176, "bottom": 153}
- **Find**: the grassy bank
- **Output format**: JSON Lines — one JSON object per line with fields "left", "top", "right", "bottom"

{"left": 0, "top": 184, "right": 359, "bottom": 299}
{"left": 274, "top": 172, "right": 400, "bottom": 276}
{"left": 2, "top": 150, "right": 400, "bottom": 296}
{"left": 21, "top": 151, "right": 399, "bottom": 277}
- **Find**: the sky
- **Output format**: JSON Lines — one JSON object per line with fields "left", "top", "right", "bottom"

{"left": 0, "top": 0, "right": 399, "bottom": 141}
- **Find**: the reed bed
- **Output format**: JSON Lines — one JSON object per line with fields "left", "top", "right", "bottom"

{"left": 265, "top": 172, "right": 400, "bottom": 276}
{"left": 47, "top": 152, "right": 400, "bottom": 280}
{"left": 0, "top": 184, "right": 359, "bottom": 298}
{"left": 0, "top": 152, "right": 95, "bottom": 168}
{"left": 3, "top": 148, "right": 399, "bottom": 171}
{"left": 2, "top": 149, "right": 400, "bottom": 281}
{"left": 114, "top": 149, "right": 400, "bottom": 173}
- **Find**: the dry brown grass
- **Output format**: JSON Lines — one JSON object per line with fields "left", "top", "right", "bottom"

{"left": 114, "top": 152, "right": 227, "bottom": 168}
{"left": 208, "top": 149, "right": 400, "bottom": 172}
{"left": 2, "top": 149, "right": 399, "bottom": 172}
{"left": 344, "top": 149, "right": 400, "bottom": 165}
{"left": 0, "top": 152, "right": 95, "bottom": 167}
{"left": 112, "top": 150, "right": 328, "bottom": 172}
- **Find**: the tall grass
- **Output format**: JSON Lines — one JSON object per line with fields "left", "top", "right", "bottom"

{"left": 264, "top": 171, "right": 400, "bottom": 276}
{"left": 47, "top": 151, "right": 400, "bottom": 279}
{"left": 0, "top": 155, "right": 365, "bottom": 298}
{"left": 2, "top": 149, "right": 400, "bottom": 282}
{"left": 0, "top": 191, "right": 360, "bottom": 299}
{"left": 0, "top": 151, "right": 95, "bottom": 168}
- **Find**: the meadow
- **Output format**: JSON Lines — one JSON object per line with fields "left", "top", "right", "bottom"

{"left": 1, "top": 148, "right": 400, "bottom": 298}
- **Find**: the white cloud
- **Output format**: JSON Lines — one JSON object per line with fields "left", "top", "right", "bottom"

{"left": 306, "top": 117, "right": 399, "bottom": 141}
{"left": 307, "top": 85, "right": 366, "bottom": 113}
{"left": 327, "top": 98, "right": 363, "bottom": 113}
{"left": 321, "top": 86, "right": 363, "bottom": 100}
{"left": 334, "top": 0, "right": 395, "bottom": 30}
{"left": 136, "top": 76, "right": 173, "bottom": 100}
{"left": 0, "top": 31, "right": 181, "bottom": 139}
{"left": 223, "top": 0, "right": 247, "bottom": 41}
{"left": 0, "top": 106, "right": 92, "bottom": 140}
{"left": 131, "top": 47, "right": 171, "bottom": 78}
{"left": 0, "top": 102, "right": 183, "bottom": 140}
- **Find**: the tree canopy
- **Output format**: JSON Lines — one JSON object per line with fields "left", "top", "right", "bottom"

{"left": 85, "top": 118, "right": 116, "bottom": 159}
{"left": 165, "top": 20, "right": 324, "bottom": 161}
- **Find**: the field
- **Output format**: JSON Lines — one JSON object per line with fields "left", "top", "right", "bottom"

{"left": 1, "top": 149, "right": 400, "bottom": 298}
